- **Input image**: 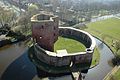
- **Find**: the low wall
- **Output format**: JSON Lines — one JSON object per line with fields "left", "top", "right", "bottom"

{"left": 33, "top": 27, "right": 96, "bottom": 67}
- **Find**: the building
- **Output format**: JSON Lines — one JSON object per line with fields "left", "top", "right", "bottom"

{"left": 29, "top": 13, "right": 96, "bottom": 79}
{"left": 31, "top": 13, "right": 59, "bottom": 51}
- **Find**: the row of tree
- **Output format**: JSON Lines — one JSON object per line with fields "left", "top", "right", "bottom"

{"left": 0, "top": 6, "right": 16, "bottom": 29}
{"left": 0, "top": 2, "right": 39, "bottom": 36}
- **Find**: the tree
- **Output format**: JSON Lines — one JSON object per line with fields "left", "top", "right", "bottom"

{"left": 16, "top": 14, "right": 31, "bottom": 35}
{"left": 112, "top": 40, "right": 120, "bottom": 66}
{"left": 27, "top": 3, "right": 39, "bottom": 17}
{"left": 74, "top": 23, "right": 87, "bottom": 30}
{"left": 15, "top": 3, "right": 39, "bottom": 36}
{"left": 0, "top": 6, "right": 17, "bottom": 29}
{"left": 114, "top": 40, "right": 120, "bottom": 53}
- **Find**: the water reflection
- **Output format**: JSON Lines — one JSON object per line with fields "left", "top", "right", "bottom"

{"left": 98, "top": 42, "right": 104, "bottom": 50}
{"left": 1, "top": 50, "right": 37, "bottom": 80}
{"left": 0, "top": 38, "right": 115, "bottom": 80}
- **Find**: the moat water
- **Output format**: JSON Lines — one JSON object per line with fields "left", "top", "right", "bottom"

{"left": 0, "top": 38, "right": 114, "bottom": 80}
{"left": 85, "top": 38, "right": 114, "bottom": 80}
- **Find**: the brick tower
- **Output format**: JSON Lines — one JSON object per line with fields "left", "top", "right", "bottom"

{"left": 31, "top": 13, "right": 59, "bottom": 51}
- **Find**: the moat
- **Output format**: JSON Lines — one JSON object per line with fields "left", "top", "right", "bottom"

{"left": 0, "top": 38, "right": 114, "bottom": 80}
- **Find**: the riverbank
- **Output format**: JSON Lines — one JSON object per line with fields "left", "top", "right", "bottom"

{"left": 103, "top": 66, "right": 120, "bottom": 80}
{"left": 0, "top": 36, "right": 26, "bottom": 48}
{"left": 85, "top": 17, "right": 120, "bottom": 55}
{"left": 85, "top": 38, "right": 114, "bottom": 80}
{"left": 84, "top": 17, "right": 120, "bottom": 80}
{"left": 90, "top": 47, "right": 100, "bottom": 68}
{"left": 0, "top": 32, "right": 30, "bottom": 48}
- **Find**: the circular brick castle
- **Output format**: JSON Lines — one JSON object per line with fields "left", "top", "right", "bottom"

{"left": 28, "top": 13, "right": 96, "bottom": 75}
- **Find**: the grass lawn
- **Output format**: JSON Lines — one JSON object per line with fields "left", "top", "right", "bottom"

{"left": 54, "top": 36, "right": 86, "bottom": 53}
{"left": 54, "top": 36, "right": 100, "bottom": 67}
{"left": 85, "top": 18, "right": 120, "bottom": 54}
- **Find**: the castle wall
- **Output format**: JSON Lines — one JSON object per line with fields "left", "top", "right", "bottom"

{"left": 34, "top": 27, "right": 96, "bottom": 67}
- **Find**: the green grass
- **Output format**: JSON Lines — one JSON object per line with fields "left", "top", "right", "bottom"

{"left": 54, "top": 36, "right": 86, "bottom": 53}
{"left": 113, "top": 68, "right": 120, "bottom": 80}
{"left": 85, "top": 17, "right": 120, "bottom": 77}
{"left": 54, "top": 37, "right": 100, "bottom": 67}
{"left": 85, "top": 18, "right": 120, "bottom": 54}
{"left": 109, "top": 68, "right": 120, "bottom": 80}
{"left": 91, "top": 47, "right": 100, "bottom": 67}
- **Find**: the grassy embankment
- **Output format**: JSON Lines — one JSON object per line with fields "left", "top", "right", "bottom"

{"left": 105, "top": 67, "right": 120, "bottom": 80}
{"left": 85, "top": 18, "right": 120, "bottom": 55}
{"left": 54, "top": 36, "right": 99, "bottom": 67}
{"left": 85, "top": 18, "right": 120, "bottom": 80}
{"left": 110, "top": 68, "right": 120, "bottom": 80}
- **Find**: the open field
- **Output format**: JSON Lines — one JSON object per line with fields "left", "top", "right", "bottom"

{"left": 85, "top": 18, "right": 120, "bottom": 54}
{"left": 85, "top": 17, "right": 120, "bottom": 79}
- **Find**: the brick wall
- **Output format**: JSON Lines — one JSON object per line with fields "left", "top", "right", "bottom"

{"left": 31, "top": 14, "right": 59, "bottom": 51}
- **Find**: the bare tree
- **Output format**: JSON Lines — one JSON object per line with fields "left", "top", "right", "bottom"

{"left": 16, "top": 14, "right": 31, "bottom": 35}
{"left": 0, "top": 6, "right": 17, "bottom": 29}
{"left": 27, "top": 3, "right": 39, "bottom": 17}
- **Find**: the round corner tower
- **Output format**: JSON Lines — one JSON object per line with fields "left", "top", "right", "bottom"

{"left": 31, "top": 13, "right": 59, "bottom": 52}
